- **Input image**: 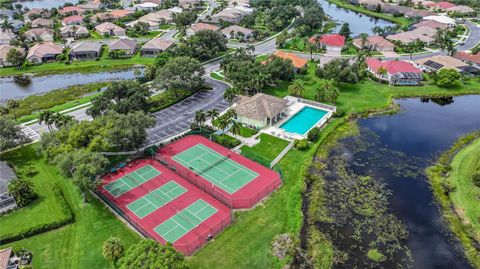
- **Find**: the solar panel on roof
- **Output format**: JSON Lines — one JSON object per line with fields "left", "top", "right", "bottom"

{"left": 423, "top": 60, "right": 444, "bottom": 70}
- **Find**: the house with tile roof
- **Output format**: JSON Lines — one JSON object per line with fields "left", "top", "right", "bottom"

{"left": 95, "top": 22, "right": 126, "bottom": 37}
{"left": 234, "top": 93, "right": 289, "bottom": 128}
{"left": 412, "top": 20, "right": 450, "bottom": 30}
{"left": 60, "top": 25, "right": 89, "bottom": 39}
{"left": 425, "top": 1, "right": 456, "bottom": 11}
{"left": 26, "top": 43, "right": 63, "bottom": 63}
{"left": 0, "top": 29, "right": 16, "bottom": 45}
{"left": 386, "top": 31, "right": 434, "bottom": 45}
{"left": 69, "top": 41, "right": 103, "bottom": 60}
{"left": 263, "top": 50, "right": 308, "bottom": 70}
{"left": 139, "top": 10, "right": 174, "bottom": 24}
{"left": 0, "top": 247, "right": 15, "bottom": 269}
{"left": 0, "top": 45, "right": 25, "bottom": 67}
{"left": 24, "top": 28, "right": 54, "bottom": 42}
{"left": 186, "top": 23, "right": 220, "bottom": 37}
{"left": 141, "top": 37, "right": 176, "bottom": 57}
{"left": 353, "top": 35, "right": 395, "bottom": 52}
{"left": 221, "top": 25, "right": 253, "bottom": 41}
{"left": 23, "top": 8, "right": 50, "bottom": 21}
{"left": 109, "top": 38, "right": 138, "bottom": 57}
{"left": 310, "top": 34, "right": 345, "bottom": 55}
{"left": 454, "top": 52, "right": 480, "bottom": 67}
{"left": 59, "top": 6, "right": 85, "bottom": 15}
{"left": 366, "top": 58, "right": 423, "bottom": 85}
{"left": 62, "top": 15, "right": 84, "bottom": 26}
{"left": 31, "top": 18, "right": 53, "bottom": 28}
{"left": 414, "top": 55, "right": 480, "bottom": 75}
{"left": 445, "top": 5, "right": 475, "bottom": 14}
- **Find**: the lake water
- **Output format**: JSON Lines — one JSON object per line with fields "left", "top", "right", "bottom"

{"left": 0, "top": 69, "right": 137, "bottom": 104}
{"left": 351, "top": 96, "right": 479, "bottom": 268}
{"left": 316, "top": 0, "right": 396, "bottom": 36}
{"left": 14, "top": 0, "right": 78, "bottom": 9}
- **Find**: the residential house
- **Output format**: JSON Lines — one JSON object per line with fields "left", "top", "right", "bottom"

{"left": 62, "top": 15, "right": 84, "bottom": 26}
{"left": 23, "top": 8, "right": 50, "bottom": 21}
{"left": 228, "top": 0, "right": 250, "bottom": 7}
{"left": 221, "top": 25, "right": 253, "bottom": 41}
{"left": 76, "top": 1, "right": 102, "bottom": 10}
{"left": 263, "top": 50, "right": 308, "bottom": 70}
{"left": 26, "top": 43, "right": 63, "bottom": 63}
{"left": 312, "top": 34, "right": 345, "bottom": 55}
{"left": 109, "top": 38, "right": 138, "bottom": 57}
{"left": 414, "top": 55, "right": 480, "bottom": 75}
{"left": 127, "top": 20, "right": 160, "bottom": 30}
{"left": 234, "top": 93, "right": 288, "bottom": 128}
{"left": 24, "top": 28, "right": 54, "bottom": 42}
{"left": 58, "top": 6, "right": 85, "bottom": 16}
{"left": 179, "top": 0, "right": 203, "bottom": 9}
{"left": 31, "top": 18, "right": 53, "bottom": 28}
{"left": 60, "top": 25, "right": 90, "bottom": 39}
{"left": 186, "top": 23, "right": 220, "bottom": 37}
{"left": 110, "top": 9, "right": 135, "bottom": 19}
{"left": 412, "top": 20, "right": 450, "bottom": 30}
{"left": 425, "top": 1, "right": 456, "bottom": 11}
{"left": 139, "top": 10, "right": 174, "bottom": 24}
{"left": 445, "top": 5, "right": 475, "bottom": 15}
{"left": 453, "top": 52, "right": 480, "bottom": 67}
{"left": 95, "top": 22, "right": 126, "bottom": 37}
{"left": 210, "top": 7, "right": 252, "bottom": 23}
{"left": 0, "top": 45, "right": 25, "bottom": 67}
{"left": 91, "top": 12, "right": 115, "bottom": 23}
{"left": 352, "top": 35, "right": 395, "bottom": 52}
{"left": 0, "top": 248, "right": 16, "bottom": 269}
{"left": 424, "top": 15, "right": 456, "bottom": 26}
{"left": 141, "top": 0, "right": 163, "bottom": 4}
{"left": 366, "top": 58, "right": 423, "bottom": 86}
{"left": 9, "top": 20, "right": 24, "bottom": 31}
{"left": 69, "top": 41, "right": 102, "bottom": 60}
{"left": 386, "top": 31, "right": 434, "bottom": 45}
{"left": 0, "top": 29, "right": 16, "bottom": 45}
{"left": 141, "top": 37, "right": 175, "bottom": 57}
{"left": 134, "top": 2, "right": 159, "bottom": 10}
{"left": 403, "top": 9, "right": 435, "bottom": 19}
{"left": 168, "top": 7, "right": 183, "bottom": 13}
{"left": 0, "top": 162, "right": 17, "bottom": 212}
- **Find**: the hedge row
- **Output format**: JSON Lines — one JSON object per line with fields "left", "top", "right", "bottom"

{"left": 0, "top": 184, "right": 74, "bottom": 244}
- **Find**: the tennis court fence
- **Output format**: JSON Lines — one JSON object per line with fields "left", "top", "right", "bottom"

{"left": 95, "top": 189, "right": 232, "bottom": 256}
{"left": 155, "top": 155, "right": 282, "bottom": 209}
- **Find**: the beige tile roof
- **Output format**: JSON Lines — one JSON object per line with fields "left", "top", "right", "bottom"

{"left": 60, "top": 25, "right": 89, "bottom": 35}
{"left": 27, "top": 43, "right": 63, "bottom": 59}
{"left": 235, "top": 93, "right": 288, "bottom": 121}
{"left": 25, "top": 28, "right": 54, "bottom": 40}
{"left": 415, "top": 55, "right": 466, "bottom": 70}
{"left": 0, "top": 248, "right": 12, "bottom": 269}
{"left": 109, "top": 38, "right": 137, "bottom": 51}
{"left": 141, "top": 37, "right": 175, "bottom": 50}
{"left": 0, "top": 45, "right": 25, "bottom": 60}
{"left": 221, "top": 25, "right": 253, "bottom": 35}
{"left": 70, "top": 41, "right": 102, "bottom": 53}
{"left": 95, "top": 22, "right": 125, "bottom": 33}
{"left": 188, "top": 22, "right": 220, "bottom": 33}
{"left": 0, "top": 29, "right": 16, "bottom": 41}
{"left": 352, "top": 35, "right": 395, "bottom": 50}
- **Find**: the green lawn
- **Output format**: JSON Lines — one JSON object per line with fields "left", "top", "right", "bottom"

{"left": 0, "top": 48, "right": 155, "bottom": 77}
{"left": 450, "top": 139, "right": 480, "bottom": 237}
{"left": 1, "top": 145, "right": 141, "bottom": 269}
{"left": 326, "top": 0, "right": 412, "bottom": 28}
{"left": 240, "top": 133, "right": 290, "bottom": 165}
{"left": 238, "top": 126, "right": 258, "bottom": 138}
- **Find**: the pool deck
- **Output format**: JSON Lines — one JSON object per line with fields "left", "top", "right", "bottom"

{"left": 263, "top": 97, "right": 336, "bottom": 141}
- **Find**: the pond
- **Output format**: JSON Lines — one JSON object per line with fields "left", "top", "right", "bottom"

{"left": 306, "top": 95, "right": 479, "bottom": 268}
{"left": 14, "top": 0, "right": 78, "bottom": 9}
{"left": 0, "top": 69, "right": 137, "bottom": 104}
{"left": 316, "top": 0, "right": 396, "bottom": 36}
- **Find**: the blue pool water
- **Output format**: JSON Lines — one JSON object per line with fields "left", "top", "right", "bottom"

{"left": 280, "top": 106, "right": 329, "bottom": 135}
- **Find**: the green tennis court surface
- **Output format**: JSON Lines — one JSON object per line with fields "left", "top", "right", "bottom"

{"left": 172, "top": 144, "right": 258, "bottom": 194}
{"left": 127, "top": 181, "right": 187, "bottom": 219}
{"left": 103, "top": 165, "right": 161, "bottom": 197}
{"left": 154, "top": 199, "right": 217, "bottom": 243}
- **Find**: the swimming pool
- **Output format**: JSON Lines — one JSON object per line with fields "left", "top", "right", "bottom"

{"left": 280, "top": 106, "right": 329, "bottom": 135}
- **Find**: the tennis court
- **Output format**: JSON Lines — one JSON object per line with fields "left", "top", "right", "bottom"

{"left": 127, "top": 181, "right": 187, "bottom": 219}
{"left": 103, "top": 165, "right": 161, "bottom": 197}
{"left": 172, "top": 143, "right": 259, "bottom": 194}
{"left": 154, "top": 199, "right": 218, "bottom": 243}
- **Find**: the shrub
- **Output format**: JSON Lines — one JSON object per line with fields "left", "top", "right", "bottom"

{"left": 17, "top": 165, "right": 38, "bottom": 177}
{"left": 212, "top": 134, "right": 241, "bottom": 149}
{"left": 294, "top": 139, "right": 309, "bottom": 150}
{"left": 7, "top": 178, "right": 38, "bottom": 207}
{"left": 307, "top": 127, "right": 320, "bottom": 142}
{"left": 367, "top": 249, "right": 386, "bottom": 262}
{"left": 434, "top": 68, "right": 461, "bottom": 87}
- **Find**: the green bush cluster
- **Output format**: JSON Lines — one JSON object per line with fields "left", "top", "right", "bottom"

{"left": 212, "top": 134, "right": 241, "bottom": 149}
{"left": 0, "top": 184, "right": 73, "bottom": 244}
{"left": 307, "top": 127, "right": 320, "bottom": 142}
{"left": 294, "top": 139, "right": 309, "bottom": 150}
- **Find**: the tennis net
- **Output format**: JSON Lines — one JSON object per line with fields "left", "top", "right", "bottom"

{"left": 196, "top": 153, "right": 231, "bottom": 176}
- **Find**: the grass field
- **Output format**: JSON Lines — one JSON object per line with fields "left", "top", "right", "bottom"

{"left": 450, "top": 139, "right": 480, "bottom": 237}
{"left": 1, "top": 145, "right": 141, "bottom": 269}
{"left": 240, "top": 133, "right": 290, "bottom": 164}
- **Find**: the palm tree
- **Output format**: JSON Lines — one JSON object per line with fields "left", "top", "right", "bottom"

{"left": 217, "top": 116, "right": 230, "bottom": 132}
{"left": 359, "top": 33, "right": 369, "bottom": 49}
{"left": 224, "top": 87, "right": 238, "bottom": 107}
{"left": 6, "top": 100, "right": 19, "bottom": 121}
{"left": 288, "top": 80, "right": 304, "bottom": 97}
{"left": 206, "top": 109, "right": 219, "bottom": 128}
{"left": 229, "top": 119, "right": 241, "bottom": 137}
{"left": 445, "top": 39, "right": 456, "bottom": 56}
{"left": 53, "top": 113, "right": 74, "bottom": 128}
{"left": 1, "top": 18, "right": 14, "bottom": 31}
{"left": 0, "top": 106, "right": 9, "bottom": 116}
{"left": 246, "top": 45, "right": 255, "bottom": 54}
{"left": 38, "top": 110, "right": 55, "bottom": 131}
{"left": 194, "top": 110, "right": 206, "bottom": 131}
{"left": 377, "top": 66, "right": 388, "bottom": 79}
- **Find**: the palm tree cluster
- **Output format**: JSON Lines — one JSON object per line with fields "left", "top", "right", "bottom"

{"left": 195, "top": 108, "right": 241, "bottom": 137}
{"left": 38, "top": 110, "right": 74, "bottom": 131}
{"left": 434, "top": 29, "right": 456, "bottom": 56}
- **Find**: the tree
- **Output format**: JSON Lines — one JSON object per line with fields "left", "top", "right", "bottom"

{"left": 173, "top": 11, "right": 196, "bottom": 31}
{"left": 6, "top": 99, "right": 19, "bottom": 121}
{"left": 155, "top": 56, "right": 205, "bottom": 98}
{"left": 174, "top": 30, "right": 227, "bottom": 61}
{"left": 359, "top": 33, "right": 369, "bottom": 49}
{"left": 103, "top": 237, "right": 125, "bottom": 265}
{"left": 0, "top": 18, "right": 13, "bottom": 31}
{"left": 316, "top": 80, "right": 339, "bottom": 103}
{"left": 194, "top": 110, "right": 206, "bottom": 131}
{"left": 0, "top": 117, "right": 30, "bottom": 151}
{"left": 316, "top": 58, "right": 364, "bottom": 84}
{"left": 0, "top": 106, "right": 9, "bottom": 116}
{"left": 206, "top": 109, "right": 219, "bottom": 128}
{"left": 434, "top": 68, "right": 461, "bottom": 87}
{"left": 8, "top": 177, "right": 38, "bottom": 207}
{"left": 229, "top": 119, "right": 241, "bottom": 137}
{"left": 223, "top": 87, "right": 238, "bottom": 107}
{"left": 117, "top": 239, "right": 189, "bottom": 269}
{"left": 288, "top": 80, "right": 304, "bottom": 97}
{"left": 38, "top": 110, "right": 55, "bottom": 131}
{"left": 339, "top": 23, "right": 351, "bottom": 39}
{"left": 263, "top": 56, "right": 295, "bottom": 82}
{"left": 53, "top": 113, "right": 74, "bottom": 129}
{"left": 6, "top": 48, "right": 25, "bottom": 69}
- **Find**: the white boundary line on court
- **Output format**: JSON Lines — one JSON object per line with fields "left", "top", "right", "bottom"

{"left": 103, "top": 165, "right": 161, "bottom": 198}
